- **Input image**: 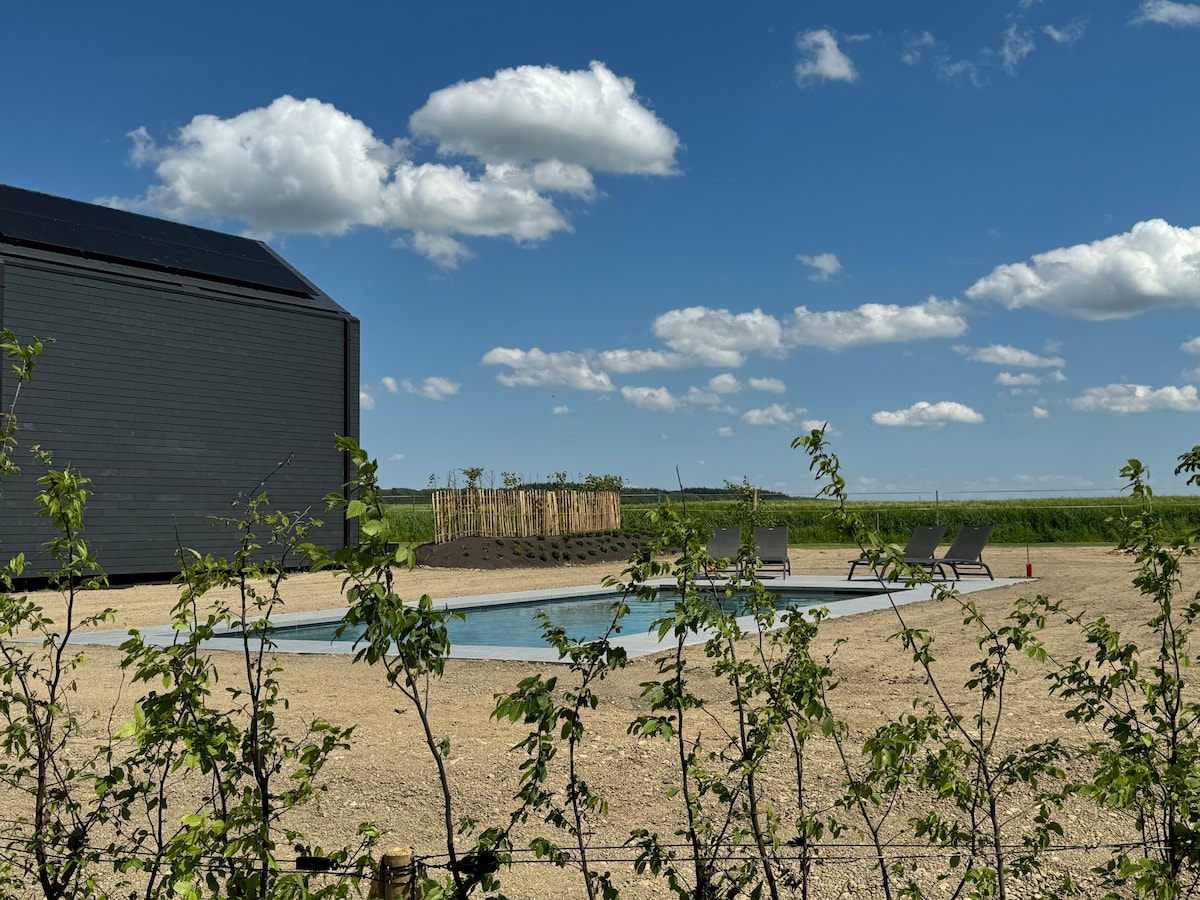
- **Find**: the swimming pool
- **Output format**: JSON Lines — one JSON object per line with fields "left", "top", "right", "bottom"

{"left": 73, "top": 576, "right": 1023, "bottom": 662}
{"left": 252, "top": 585, "right": 875, "bottom": 648}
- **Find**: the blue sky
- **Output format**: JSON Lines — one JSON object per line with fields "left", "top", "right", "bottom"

{"left": 5, "top": 1, "right": 1200, "bottom": 498}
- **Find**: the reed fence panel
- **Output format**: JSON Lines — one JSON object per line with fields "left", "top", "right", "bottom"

{"left": 432, "top": 489, "right": 620, "bottom": 543}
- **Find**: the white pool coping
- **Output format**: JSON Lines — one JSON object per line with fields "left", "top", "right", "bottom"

{"left": 72, "top": 575, "right": 1028, "bottom": 663}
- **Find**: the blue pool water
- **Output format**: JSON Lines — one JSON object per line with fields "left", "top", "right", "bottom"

{"left": 256, "top": 587, "right": 879, "bottom": 648}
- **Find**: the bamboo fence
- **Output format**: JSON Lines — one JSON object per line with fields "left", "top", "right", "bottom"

{"left": 432, "top": 489, "right": 621, "bottom": 543}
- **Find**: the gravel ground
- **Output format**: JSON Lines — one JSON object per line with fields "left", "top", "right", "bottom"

{"left": 6, "top": 545, "right": 1182, "bottom": 898}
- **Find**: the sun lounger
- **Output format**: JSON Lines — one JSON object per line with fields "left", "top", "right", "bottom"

{"left": 706, "top": 527, "right": 742, "bottom": 575}
{"left": 847, "top": 525, "right": 947, "bottom": 580}
{"left": 752, "top": 526, "right": 791, "bottom": 577}
{"left": 926, "top": 525, "right": 996, "bottom": 580}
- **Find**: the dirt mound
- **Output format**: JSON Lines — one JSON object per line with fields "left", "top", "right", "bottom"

{"left": 414, "top": 533, "right": 645, "bottom": 570}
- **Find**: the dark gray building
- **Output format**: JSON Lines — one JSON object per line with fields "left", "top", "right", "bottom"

{"left": 0, "top": 185, "right": 358, "bottom": 578}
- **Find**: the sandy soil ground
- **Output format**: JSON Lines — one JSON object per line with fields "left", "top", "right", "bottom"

{"left": 11, "top": 545, "right": 1178, "bottom": 898}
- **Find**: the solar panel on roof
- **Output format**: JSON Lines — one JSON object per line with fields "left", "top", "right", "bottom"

{"left": 0, "top": 208, "right": 78, "bottom": 249}
{"left": 0, "top": 185, "right": 314, "bottom": 297}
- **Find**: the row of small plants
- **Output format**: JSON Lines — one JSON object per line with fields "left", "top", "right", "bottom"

{"left": 500, "top": 532, "right": 638, "bottom": 562}
{"left": 3, "top": 327, "right": 1200, "bottom": 899}
{"left": 346, "top": 430, "right": 1200, "bottom": 900}
{"left": 591, "top": 494, "right": 1200, "bottom": 544}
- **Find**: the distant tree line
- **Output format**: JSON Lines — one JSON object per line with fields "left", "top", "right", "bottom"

{"left": 381, "top": 480, "right": 787, "bottom": 501}
{"left": 383, "top": 469, "right": 789, "bottom": 503}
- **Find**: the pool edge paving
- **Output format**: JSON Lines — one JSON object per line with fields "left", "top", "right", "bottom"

{"left": 71, "top": 575, "right": 1029, "bottom": 663}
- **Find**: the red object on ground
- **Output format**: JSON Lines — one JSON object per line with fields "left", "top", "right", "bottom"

{"left": 1026, "top": 562, "right": 1033, "bottom": 577}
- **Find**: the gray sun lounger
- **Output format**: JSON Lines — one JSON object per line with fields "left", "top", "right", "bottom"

{"left": 847, "top": 525, "right": 947, "bottom": 580}
{"left": 925, "top": 525, "right": 996, "bottom": 580}
{"left": 752, "top": 526, "right": 791, "bottom": 577}
{"left": 706, "top": 527, "right": 743, "bottom": 575}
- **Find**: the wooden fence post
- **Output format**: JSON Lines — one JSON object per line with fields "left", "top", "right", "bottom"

{"left": 370, "top": 845, "right": 419, "bottom": 899}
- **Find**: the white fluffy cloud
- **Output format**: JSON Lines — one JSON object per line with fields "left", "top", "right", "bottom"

{"left": 800, "top": 419, "right": 836, "bottom": 435}
{"left": 938, "top": 58, "right": 985, "bottom": 86}
{"left": 112, "top": 97, "right": 567, "bottom": 260}
{"left": 528, "top": 160, "right": 596, "bottom": 197}
{"left": 797, "top": 252, "right": 842, "bottom": 281}
{"left": 1069, "top": 384, "right": 1200, "bottom": 414}
{"left": 787, "top": 298, "right": 967, "bottom": 350}
{"left": 960, "top": 344, "right": 1066, "bottom": 367}
{"left": 897, "top": 31, "right": 988, "bottom": 86}
{"left": 717, "top": 426, "right": 735, "bottom": 438}
{"left": 1000, "top": 25, "right": 1036, "bottom": 74}
{"left": 489, "top": 293, "right": 975, "bottom": 403}
{"left": 377, "top": 374, "right": 458, "bottom": 399}
{"left": 996, "top": 372, "right": 1041, "bottom": 387}
{"left": 106, "top": 63, "right": 679, "bottom": 267}
{"left": 114, "top": 99, "right": 396, "bottom": 235}
{"left": 901, "top": 11, "right": 1090, "bottom": 85}
{"left": 872, "top": 401, "right": 984, "bottom": 427}
{"left": 410, "top": 61, "right": 679, "bottom": 176}
{"left": 1043, "top": 18, "right": 1088, "bottom": 44}
{"left": 621, "top": 385, "right": 678, "bottom": 412}
{"left": 482, "top": 348, "right": 614, "bottom": 391}
{"left": 552, "top": 405, "right": 572, "bottom": 415}
{"left": 381, "top": 162, "right": 569, "bottom": 249}
{"left": 595, "top": 349, "right": 686, "bottom": 372}
{"left": 681, "top": 373, "right": 742, "bottom": 408}
{"left": 409, "top": 231, "right": 473, "bottom": 268}
{"left": 682, "top": 386, "right": 728, "bottom": 408}
{"left": 1134, "top": 0, "right": 1200, "bottom": 27}
{"left": 707, "top": 373, "right": 741, "bottom": 394}
{"left": 966, "top": 220, "right": 1200, "bottom": 320}
{"left": 653, "top": 307, "right": 784, "bottom": 366}
{"left": 902, "top": 32, "right": 937, "bottom": 65}
{"left": 742, "top": 404, "right": 801, "bottom": 426}
{"left": 399, "top": 376, "right": 460, "bottom": 400}
{"left": 1032, "top": 405, "right": 1049, "bottom": 418}
{"left": 1182, "top": 337, "right": 1200, "bottom": 354}
{"left": 359, "top": 389, "right": 376, "bottom": 410}
{"left": 795, "top": 30, "right": 859, "bottom": 85}
{"left": 489, "top": 296, "right": 968, "bottom": 399}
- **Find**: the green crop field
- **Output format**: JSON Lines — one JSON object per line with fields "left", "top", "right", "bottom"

{"left": 379, "top": 503, "right": 435, "bottom": 544}
{"left": 379, "top": 495, "right": 1200, "bottom": 545}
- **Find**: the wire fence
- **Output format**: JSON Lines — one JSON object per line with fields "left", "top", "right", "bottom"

{"left": 0, "top": 837, "right": 1158, "bottom": 881}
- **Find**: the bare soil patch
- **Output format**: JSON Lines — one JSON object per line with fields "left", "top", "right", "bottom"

{"left": 413, "top": 532, "right": 649, "bottom": 570}
{"left": 11, "top": 545, "right": 1170, "bottom": 897}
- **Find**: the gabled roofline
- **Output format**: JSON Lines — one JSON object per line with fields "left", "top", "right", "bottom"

{"left": 0, "top": 184, "right": 330, "bottom": 302}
